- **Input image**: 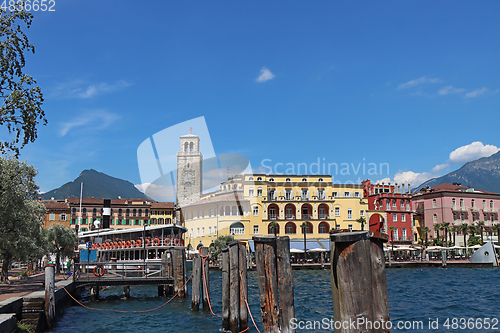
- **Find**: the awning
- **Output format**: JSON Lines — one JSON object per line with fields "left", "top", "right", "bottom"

{"left": 247, "top": 239, "right": 330, "bottom": 252}
{"left": 248, "top": 240, "right": 255, "bottom": 252}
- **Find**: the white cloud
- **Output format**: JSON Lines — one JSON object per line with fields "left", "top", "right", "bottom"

{"left": 59, "top": 110, "right": 120, "bottom": 136}
{"left": 448, "top": 141, "right": 500, "bottom": 164}
{"left": 51, "top": 80, "right": 132, "bottom": 99}
{"left": 377, "top": 163, "right": 451, "bottom": 188}
{"left": 397, "top": 76, "right": 440, "bottom": 90}
{"left": 438, "top": 85, "right": 466, "bottom": 95}
{"left": 431, "top": 163, "right": 449, "bottom": 173}
{"left": 256, "top": 67, "right": 275, "bottom": 82}
{"left": 465, "top": 87, "right": 488, "bottom": 98}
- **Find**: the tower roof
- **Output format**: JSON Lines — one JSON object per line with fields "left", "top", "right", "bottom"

{"left": 180, "top": 133, "right": 199, "bottom": 138}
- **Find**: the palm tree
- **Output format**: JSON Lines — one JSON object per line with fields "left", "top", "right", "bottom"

{"left": 300, "top": 222, "right": 309, "bottom": 261}
{"left": 477, "top": 221, "right": 485, "bottom": 245}
{"left": 442, "top": 222, "right": 450, "bottom": 248}
{"left": 493, "top": 223, "right": 500, "bottom": 244}
{"left": 459, "top": 223, "right": 468, "bottom": 248}
{"left": 449, "top": 227, "right": 458, "bottom": 246}
{"left": 269, "top": 221, "right": 279, "bottom": 237}
{"left": 434, "top": 224, "right": 442, "bottom": 246}
{"left": 356, "top": 217, "right": 366, "bottom": 231}
{"left": 389, "top": 226, "right": 395, "bottom": 259}
{"left": 421, "top": 227, "right": 430, "bottom": 247}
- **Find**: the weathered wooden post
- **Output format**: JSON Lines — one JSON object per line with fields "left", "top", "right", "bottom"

{"left": 238, "top": 242, "right": 249, "bottom": 332}
{"left": 123, "top": 286, "right": 130, "bottom": 298}
{"left": 200, "top": 247, "right": 210, "bottom": 308}
{"left": 191, "top": 255, "right": 202, "bottom": 310}
{"left": 330, "top": 231, "right": 390, "bottom": 333}
{"left": 253, "top": 236, "right": 280, "bottom": 333}
{"left": 221, "top": 248, "right": 230, "bottom": 331}
{"left": 44, "top": 264, "right": 55, "bottom": 329}
{"left": 228, "top": 241, "right": 240, "bottom": 332}
{"left": 276, "top": 237, "right": 295, "bottom": 333}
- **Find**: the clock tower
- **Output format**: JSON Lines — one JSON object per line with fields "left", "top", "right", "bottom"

{"left": 176, "top": 133, "right": 203, "bottom": 208}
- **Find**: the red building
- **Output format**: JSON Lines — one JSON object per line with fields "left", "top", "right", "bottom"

{"left": 362, "top": 179, "right": 415, "bottom": 244}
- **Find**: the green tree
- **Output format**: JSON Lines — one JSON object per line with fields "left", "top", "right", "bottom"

{"left": 420, "top": 227, "right": 430, "bottom": 247}
{"left": 269, "top": 221, "right": 279, "bottom": 237}
{"left": 0, "top": 5, "right": 46, "bottom": 155}
{"left": 47, "top": 224, "right": 78, "bottom": 273}
{"left": 442, "top": 222, "right": 450, "bottom": 247}
{"left": 208, "top": 235, "right": 234, "bottom": 259}
{"left": 459, "top": 223, "right": 468, "bottom": 248}
{"left": 476, "top": 221, "right": 485, "bottom": 245}
{"left": 356, "top": 217, "right": 366, "bottom": 231}
{"left": 0, "top": 156, "right": 46, "bottom": 283}
{"left": 300, "top": 222, "right": 309, "bottom": 260}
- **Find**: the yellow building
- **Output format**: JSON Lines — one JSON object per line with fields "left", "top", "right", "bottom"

{"left": 181, "top": 174, "right": 369, "bottom": 249}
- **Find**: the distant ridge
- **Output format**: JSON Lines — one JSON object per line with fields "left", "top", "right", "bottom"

{"left": 39, "top": 169, "right": 148, "bottom": 200}
{"left": 415, "top": 151, "right": 500, "bottom": 193}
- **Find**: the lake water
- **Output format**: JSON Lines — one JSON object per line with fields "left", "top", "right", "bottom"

{"left": 50, "top": 267, "right": 500, "bottom": 332}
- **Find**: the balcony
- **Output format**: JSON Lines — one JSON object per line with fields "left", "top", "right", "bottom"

{"left": 302, "top": 214, "right": 312, "bottom": 220}
{"left": 318, "top": 214, "right": 329, "bottom": 219}
{"left": 268, "top": 214, "right": 278, "bottom": 220}
{"left": 285, "top": 214, "right": 295, "bottom": 219}
{"left": 452, "top": 205, "right": 469, "bottom": 212}
{"left": 483, "top": 207, "right": 497, "bottom": 213}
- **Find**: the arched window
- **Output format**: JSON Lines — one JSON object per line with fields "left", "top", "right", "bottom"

{"left": 286, "top": 178, "right": 291, "bottom": 182}
{"left": 471, "top": 199, "right": 475, "bottom": 207}
{"left": 232, "top": 206, "right": 238, "bottom": 216}
{"left": 491, "top": 200, "right": 494, "bottom": 208}
{"left": 285, "top": 222, "right": 296, "bottom": 234}
{"left": 249, "top": 187, "right": 254, "bottom": 197}
{"left": 432, "top": 199, "right": 436, "bottom": 208}
{"left": 460, "top": 199, "right": 464, "bottom": 207}
{"left": 452, "top": 198, "right": 456, "bottom": 207}
{"left": 82, "top": 208, "right": 87, "bottom": 215}
{"left": 72, "top": 208, "right": 76, "bottom": 215}
{"left": 189, "top": 142, "right": 194, "bottom": 151}
{"left": 249, "top": 176, "right": 254, "bottom": 181}
{"left": 318, "top": 178, "right": 323, "bottom": 182}
{"left": 184, "top": 142, "right": 189, "bottom": 151}
{"left": 230, "top": 222, "right": 245, "bottom": 235}
{"left": 126, "top": 209, "right": 130, "bottom": 216}
{"left": 269, "top": 178, "right": 274, "bottom": 182}
{"left": 133, "top": 209, "right": 137, "bottom": 216}
{"left": 93, "top": 208, "right": 97, "bottom": 215}
{"left": 269, "top": 206, "right": 277, "bottom": 219}
{"left": 253, "top": 206, "right": 259, "bottom": 216}
{"left": 138, "top": 209, "right": 142, "bottom": 216}
{"left": 302, "top": 178, "right": 307, "bottom": 182}
{"left": 257, "top": 177, "right": 262, "bottom": 181}
{"left": 433, "top": 214, "right": 438, "bottom": 223}
{"left": 225, "top": 206, "right": 231, "bottom": 216}
{"left": 257, "top": 187, "right": 263, "bottom": 197}
{"left": 220, "top": 206, "right": 224, "bottom": 216}
{"left": 318, "top": 222, "right": 330, "bottom": 234}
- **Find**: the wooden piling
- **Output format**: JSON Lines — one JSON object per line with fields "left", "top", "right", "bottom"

{"left": 192, "top": 256, "right": 202, "bottom": 310}
{"left": 276, "top": 237, "right": 295, "bottom": 333}
{"left": 44, "top": 265, "right": 55, "bottom": 330}
{"left": 123, "top": 286, "right": 130, "bottom": 298}
{"left": 221, "top": 248, "right": 230, "bottom": 331}
{"left": 229, "top": 242, "right": 240, "bottom": 332}
{"left": 200, "top": 247, "right": 210, "bottom": 308}
{"left": 330, "top": 231, "right": 390, "bottom": 333}
{"left": 254, "top": 237, "right": 280, "bottom": 333}
{"left": 238, "top": 242, "right": 248, "bottom": 332}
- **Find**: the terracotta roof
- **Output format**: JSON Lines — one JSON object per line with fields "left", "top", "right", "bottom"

{"left": 150, "top": 202, "right": 175, "bottom": 209}
{"left": 42, "top": 201, "right": 70, "bottom": 210}
{"left": 420, "top": 183, "right": 500, "bottom": 195}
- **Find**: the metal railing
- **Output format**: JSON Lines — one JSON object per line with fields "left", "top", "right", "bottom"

{"left": 74, "top": 261, "right": 166, "bottom": 282}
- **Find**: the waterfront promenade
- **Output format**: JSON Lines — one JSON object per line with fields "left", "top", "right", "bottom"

{"left": 0, "top": 270, "right": 65, "bottom": 302}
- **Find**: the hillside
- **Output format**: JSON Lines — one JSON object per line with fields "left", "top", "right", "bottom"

{"left": 415, "top": 151, "right": 500, "bottom": 193}
{"left": 40, "top": 169, "right": 147, "bottom": 200}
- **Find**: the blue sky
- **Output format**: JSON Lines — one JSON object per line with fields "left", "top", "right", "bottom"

{"left": 6, "top": 1, "right": 500, "bottom": 194}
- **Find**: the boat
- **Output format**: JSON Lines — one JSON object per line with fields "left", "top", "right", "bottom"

{"left": 78, "top": 224, "right": 187, "bottom": 264}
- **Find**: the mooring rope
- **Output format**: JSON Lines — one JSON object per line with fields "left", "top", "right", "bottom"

{"left": 63, "top": 273, "right": 193, "bottom": 313}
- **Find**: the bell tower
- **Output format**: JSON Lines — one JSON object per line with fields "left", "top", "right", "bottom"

{"left": 176, "top": 133, "right": 203, "bottom": 208}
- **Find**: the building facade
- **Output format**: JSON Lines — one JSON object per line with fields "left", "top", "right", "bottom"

{"left": 41, "top": 198, "right": 176, "bottom": 232}
{"left": 412, "top": 183, "right": 500, "bottom": 245}
{"left": 362, "top": 179, "right": 415, "bottom": 244}
{"left": 181, "top": 173, "right": 369, "bottom": 249}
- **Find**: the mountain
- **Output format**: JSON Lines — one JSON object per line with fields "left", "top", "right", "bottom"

{"left": 39, "top": 169, "right": 148, "bottom": 200}
{"left": 415, "top": 151, "right": 500, "bottom": 193}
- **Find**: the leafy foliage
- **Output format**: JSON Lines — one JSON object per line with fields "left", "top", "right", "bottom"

{"left": 47, "top": 224, "right": 78, "bottom": 273}
{"left": 0, "top": 6, "right": 46, "bottom": 155}
{"left": 0, "top": 156, "right": 46, "bottom": 283}
{"left": 209, "top": 235, "right": 234, "bottom": 258}
{"left": 467, "top": 235, "right": 482, "bottom": 246}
